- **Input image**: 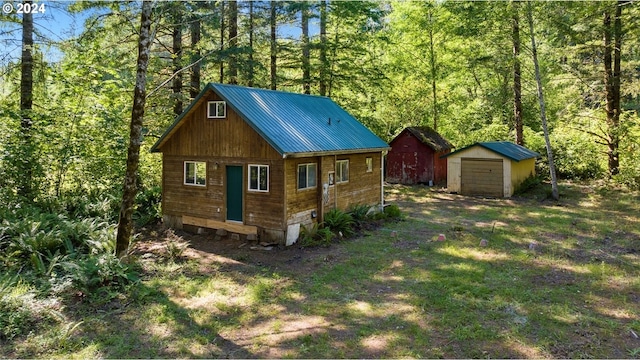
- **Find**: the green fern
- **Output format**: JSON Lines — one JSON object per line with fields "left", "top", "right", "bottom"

{"left": 322, "top": 209, "right": 355, "bottom": 238}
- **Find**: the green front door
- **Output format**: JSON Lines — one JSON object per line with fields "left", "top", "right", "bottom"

{"left": 226, "top": 166, "right": 243, "bottom": 221}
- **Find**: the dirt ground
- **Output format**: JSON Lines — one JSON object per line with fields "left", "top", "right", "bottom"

{"left": 128, "top": 183, "right": 639, "bottom": 358}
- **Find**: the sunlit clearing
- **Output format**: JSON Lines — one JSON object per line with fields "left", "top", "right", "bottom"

{"left": 373, "top": 273, "right": 404, "bottom": 282}
{"left": 361, "top": 333, "right": 396, "bottom": 354}
{"left": 504, "top": 339, "right": 552, "bottom": 359}
{"left": 437, "top": 247, "right": 510, "bottom": 262}
{"left": 230, "top": 314, "right": 334, "bottom": 346}
{"left": 348, "top": 300, "right": 374, "bottom": 316}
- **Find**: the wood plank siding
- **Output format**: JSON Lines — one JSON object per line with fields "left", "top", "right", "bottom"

{"left": 155, "top": 86, "right": 388, "bottom": 243}
{"left": 159, "top": 92, "right": 286, "bottom": 234}
{"left": 284, "top": 152, "right": 383, "bottom": 226}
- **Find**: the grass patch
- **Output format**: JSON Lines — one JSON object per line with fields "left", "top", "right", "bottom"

{"left": 1, "top": 182, "right": 638, "bottom": 358}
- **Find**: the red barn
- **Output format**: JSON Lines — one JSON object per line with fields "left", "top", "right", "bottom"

{"left": 386, "top": 126, "right": 453, "bottom": 185}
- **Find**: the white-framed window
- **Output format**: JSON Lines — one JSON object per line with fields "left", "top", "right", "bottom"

{"left": 207, "top": 101, "right": 226, "bottom": 118}
{"left": 184, "top": 161, "right": 206, "bottom": 186}
{"left": 297, "top": 163, "right": 317, "bottom": 190}
{"left": 336, "top": 159, "right": 349, "bottom": 183}
{"left": 366, "top": 157, "right": 373, "bottom": 172}
{"left": 248, "top": 164, "right": 269, "bottom": 192}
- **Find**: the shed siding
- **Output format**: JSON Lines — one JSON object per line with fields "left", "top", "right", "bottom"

{"left": 284, "top": 152, "right": 382, "bottom": 226}
{"left": 433, "top": 150, "right": 450, "bottom": 184}
{"left": 446, "top": 145, "right": 536, "bottom": 197}
{"left": 156, "top": 87, "right": 388, "bottom": 243}
{"left": 162, "top": 154, "right": 285, "bottom": 230}
{"left": 285, "top": 157, "right": 320, "bottom": 229}
{"left": 335, "top": 152, "right": 382, "bottom": 209}
{"left": 158, "top": 92, "right": 281, "bottom": 159}
{"left": 510, "top": 158, "right": 536, "bottom": 194}
{"left": 387, "top": 130, "right": 449, "bottom": 184}
{"left": 387, "top": 133, "right": 431, "bottom": 184}
{"left": 159, "top": 91, "right": 286, "bottom": 236}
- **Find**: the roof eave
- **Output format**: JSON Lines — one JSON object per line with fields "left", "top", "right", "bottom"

{"left": 283, "top": 147, "right": 391, "bottom": 158}
{"left": 440, "top": 142, "right": 539, "bottom": 161}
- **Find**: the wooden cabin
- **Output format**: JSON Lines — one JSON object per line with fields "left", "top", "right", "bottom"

{"left": 150, "top": 83, "right": 390, "bottom": 245}
{"left": 386, "top": 126, "right": 453, "bottom": 185}
{"left": 442, "top": 141, "right": 539, "bottom": 197}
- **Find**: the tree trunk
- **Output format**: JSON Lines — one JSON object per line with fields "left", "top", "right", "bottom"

{"left": 172, "top": 6, "right": 183, "bottom": 116}
{"left": 270, "top": 0, "right": 277, "bottom": 90}
{"left": 526, "top": 2, "right": 559, "bottom": 201}
{"left": 301, "top": 4, "right": 311, "bottom": 94}
{"left": 603, "top": 2, "right": 623, "bottom": 177}
{"left": 19, "top": 0, "right": 34, "bottom": 200}
{"left": 512, "top": 1, "right": 524, "bottom": 146}
{"left": 319, "top": 0, "right": 328, "bottom": 96}
{"left": 115, "top": 0, "right": 153, "bottom": 257}
{"left": 190, "top": 15, "right": 201, "bottom": 99}
{"left": 427, "top": 9, "right": 438, "bottom": 130}
{"left": 220, "top": 0, "right": 225, "bottom": 83}
{"left": 248, "top": 1, "right": 254, "bottom": 87}
{"left": 228, "top": 0, "right": 238, "bottom": 84}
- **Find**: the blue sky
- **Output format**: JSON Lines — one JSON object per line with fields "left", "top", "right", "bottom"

{"left": 1, "top": 0, "right": 317, "bottom": 66}
{"left": 1, "top": 1, "right": 90, "bottom": 64}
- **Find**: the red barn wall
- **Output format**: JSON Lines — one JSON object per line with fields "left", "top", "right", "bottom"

{"left": 387, "top": 130, "right": 440, "bottom": 184}
{"left": 433, "top": 149, "right": 450, "bottom": 184}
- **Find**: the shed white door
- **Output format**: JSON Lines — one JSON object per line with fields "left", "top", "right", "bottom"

{"left": 461, "top": 158, "right": 503, "bottom": 197}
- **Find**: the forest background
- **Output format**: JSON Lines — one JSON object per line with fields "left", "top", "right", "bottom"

{"left": 2, "top": 1, "right": 639, "bottom": 205}
{"left": 0, "top": 0, "right": 639, "bottom": 334}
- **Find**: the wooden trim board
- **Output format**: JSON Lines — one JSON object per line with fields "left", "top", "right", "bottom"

{"left": 182, "top": 215, "right": 258, "bottom": 235}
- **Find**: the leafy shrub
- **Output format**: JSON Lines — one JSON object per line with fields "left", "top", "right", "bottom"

{"left": 300, "top": 223, "right": 334, "bottom": 247}
{"left": 165, "top": 240, "right": 190, "bottom": 261}
{"left": 533, "top": 129, "right": 605, "bottom": 180}
{"left": 374, "top": 204, "right": 403, "bottom": 221}
{"left": 514, "top": 174, "right": 543, "bottom": 195}
{"left": 134, "top": 185, "right": 162, "bottom": 226}
{"left": 348, "top": 204, "right": 372, "bottom": 223}
{"left": 322, "top": 209, "right": 355, "bottom": 238}
{"left": 68, "top": 253, "right": 139, "bottom": 299}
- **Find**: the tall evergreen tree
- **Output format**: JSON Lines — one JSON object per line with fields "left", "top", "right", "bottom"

{"left": 19, "top": 0, "right": 34, "bottom": 200}
{"left": 301, "top": 2, "right": 311, "bottom": 94}
{"left": 172, "top": 3, "right": 183, "bottom": 116}
{"left": 116, "top": 0, "right": 154, "bottom": 257}
{"left": 512, "top": 1, "right": 523, "bottom": 145}
{"left": 603, "top": 1, "right": 624, "bottom": 177}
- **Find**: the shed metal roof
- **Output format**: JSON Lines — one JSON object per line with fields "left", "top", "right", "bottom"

{"left": 441, "top": 141, "right": 539, "bottom": 162}
{"left": 151, "top": 83, "right": 389, "bottom": 157}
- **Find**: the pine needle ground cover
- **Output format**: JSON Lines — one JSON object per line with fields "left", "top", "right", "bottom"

{"left": 2, "top": 183, "right": 639, "bottom": 358}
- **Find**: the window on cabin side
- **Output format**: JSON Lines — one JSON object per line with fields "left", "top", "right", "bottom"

{"left": 336, "top": 160, "right": 349, "bottom": 183}
{"left": 207, "top": 101, "right": 226, "bottom": 118}
{"left": 297, "top": 163, "right": 317, "bottom": 190}
{"left": 249, "top": 164, "right": 269, "bottom": 192}
{"left": 184, "top": 161, "right": 206, "bottom": 186}
{"left": 366, "top": 157, "right": 373, "bottom": 172}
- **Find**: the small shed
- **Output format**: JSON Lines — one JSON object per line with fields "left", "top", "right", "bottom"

{"left": 442, "top": 141, "right": 539, "bottom": 197}
{"left": 386, "top": 126, "right": 453, "bottom": 185}
{"left": 150, "top": 83, "right": 390, "bottom": 245}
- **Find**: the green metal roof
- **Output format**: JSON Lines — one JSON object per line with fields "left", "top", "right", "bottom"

{"left": 151, "top": 83, "right": 389, "bottom": 157}
{"left": 441, "top": 141, "right": 539, "bottom": 162}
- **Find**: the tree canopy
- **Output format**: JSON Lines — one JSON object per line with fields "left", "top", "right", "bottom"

{"left": 1, "top": 0, "right": 639, "bottom": 203}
